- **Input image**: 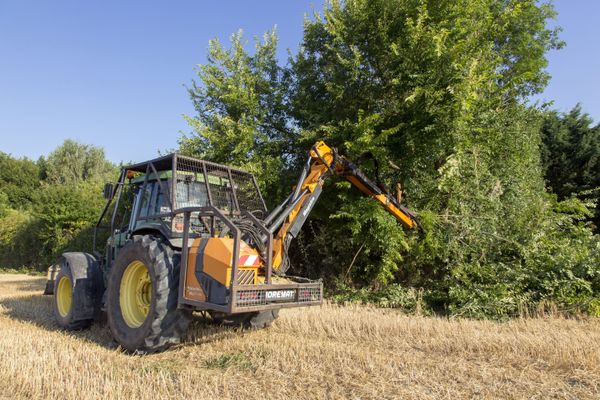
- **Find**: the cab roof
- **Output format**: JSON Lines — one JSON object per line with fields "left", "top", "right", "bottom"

{"left": 123, "top": 153, "right": 251, "bottom": 176}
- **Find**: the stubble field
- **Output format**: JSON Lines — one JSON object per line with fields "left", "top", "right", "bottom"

{"left": 0, "top": 273, "right": 598, "bottom": 399}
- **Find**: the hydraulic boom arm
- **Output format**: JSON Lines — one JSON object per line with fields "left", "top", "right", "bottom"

{"left": 264, "top": 141, "right": 421, "bottom": 271}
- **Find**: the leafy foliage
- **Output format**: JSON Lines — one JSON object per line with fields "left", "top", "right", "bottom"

{"left": 540, "top": 104, "right": 600, "bottom": 229}
{"left": 33, "top": 181, "right": 107, "bottom": 264}
{"left": 181, "top": 0, "right": 600, "bottom": 317}
{"left": 331, "top": 281, "right": 429, "bottom": 314}
{"left": 180, "top": 29, "right": 293, "bottom": 204}
{"left": 0, "top": 153, "right": 41, "bottom": 208}
{"left": 0, "top": 140, "right": 114, "bottom": 269}
{"left": 42, "top": 139, "right": 116, "bottom": 184}
{"left": 0, "top": 209, "right": 40, "bottom": 268}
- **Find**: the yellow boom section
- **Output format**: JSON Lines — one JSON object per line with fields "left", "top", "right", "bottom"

{"left": 271, "top": 141, "right": 419, "bottom": 270}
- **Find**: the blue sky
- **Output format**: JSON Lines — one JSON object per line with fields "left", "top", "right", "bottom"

{"left": 0, "top": 0, "right": 598, "bottom": 164}
{"left": 530, "top": 1, "right": 600, "bottom": 119}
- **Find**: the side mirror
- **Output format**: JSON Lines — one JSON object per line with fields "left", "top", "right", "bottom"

{"left": 103, "top": 183, "right": 114, "bottom": 200}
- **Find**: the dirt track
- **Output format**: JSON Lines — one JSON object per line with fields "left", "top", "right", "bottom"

{"left": 0, "top": 273, "right": 598, "bottom": 399}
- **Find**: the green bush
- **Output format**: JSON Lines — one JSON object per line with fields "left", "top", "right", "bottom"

{"left": 0, "top": 140, "right": 115, "bottom": 271}
{"left": 33, "top": 181, "right": 106, "bottom": 266}
{"left": 332, "top": 281, "right": 429, "bottom": 314}
{"left": 0, "top": 209, "right": 41, "bottom": 268}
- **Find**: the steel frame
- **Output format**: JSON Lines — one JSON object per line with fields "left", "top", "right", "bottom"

{"left": 93, "top": 153, "right": 323, "bottom": 315}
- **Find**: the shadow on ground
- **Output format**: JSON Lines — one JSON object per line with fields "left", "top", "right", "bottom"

{"left": 2, "top": 277, "right": 47, "bottom": 292}
{"left": 0, "top": 276, "right": 242, "bottom": 352}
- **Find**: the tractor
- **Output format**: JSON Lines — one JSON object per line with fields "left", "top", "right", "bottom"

{"left": 45, "top": 141, "right": 420, "bottom": 352}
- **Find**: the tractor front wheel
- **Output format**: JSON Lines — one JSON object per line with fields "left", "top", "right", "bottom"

{"left": 106, "top": 235, "right": 190, "bottom": 353}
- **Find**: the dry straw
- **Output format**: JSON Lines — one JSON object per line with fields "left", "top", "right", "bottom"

{"left": 0, "top": 274, "right": 598, "bottom": 399}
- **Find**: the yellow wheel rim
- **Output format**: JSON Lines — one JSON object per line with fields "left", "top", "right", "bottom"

{"left": 120, "top": 260, "right": 152, "bottom": 328}
{"left": 56, "top": 275, "right": 72, "bottom": 317}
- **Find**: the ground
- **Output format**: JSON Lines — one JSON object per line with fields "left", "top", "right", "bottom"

{"left": 0, "top": 273, "right": 598, "bottom": 399}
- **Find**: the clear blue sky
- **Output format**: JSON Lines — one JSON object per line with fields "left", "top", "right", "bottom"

{"left": 0, "top": 0, "right": 598, "bottom": 164}
{"left": 531, "top": 0, "right": 600, "bottom": 120}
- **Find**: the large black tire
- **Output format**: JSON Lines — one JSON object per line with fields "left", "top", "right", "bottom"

{"left": 106, "top": 235, "right": 191, "bottom": 353}
{"left": 211, "top": 309, "right": 279, "bottom": 329}
{"left": 52, "top": 262, "right": 93, "bottom": 331}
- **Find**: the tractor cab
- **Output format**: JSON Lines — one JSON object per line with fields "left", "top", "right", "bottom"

{"left": 127, "top": 170, "right": 210, "bottom": 236}
{"left": 96, "top": 154, "right": 268, "bottom": 267}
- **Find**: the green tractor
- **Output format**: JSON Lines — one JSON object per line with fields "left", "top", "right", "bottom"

{"left": 45, "top": 152, "right": 323, "bottom": 352}
{"left": 45, "top": 143, "right": 419, "bottom": 353}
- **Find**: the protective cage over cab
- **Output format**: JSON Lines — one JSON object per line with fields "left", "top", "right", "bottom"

{"left": 97, "top": 153, "right": 323, "bottom": 315}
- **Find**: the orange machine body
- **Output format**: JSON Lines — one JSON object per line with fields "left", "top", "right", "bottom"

{"left": 184, "top": 238, "right": 261, "bottom": 303}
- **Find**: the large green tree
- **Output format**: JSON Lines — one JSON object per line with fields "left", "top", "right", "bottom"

{"left": 181, "top": 30, "right": 293, "bottom": 203}
{"left": 286, "top": 0, "right": 569, "bottom": 314}
{"left": 181, "top": 0, "right": 600, "bottom": 317}
{"left": 0, "top": 140, "right": 116, "bottom": 269}
{"left": 42, "top": 139, "right": 116, "bottom": 185}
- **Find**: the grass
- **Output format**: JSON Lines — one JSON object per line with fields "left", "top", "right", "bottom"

{"left": 0, "top": 273, "right": 599, "bottom": 399}
{"left": 0, "top": 266, "right": 45, "bottom": 275}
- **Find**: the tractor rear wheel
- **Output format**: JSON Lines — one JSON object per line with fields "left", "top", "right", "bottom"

{"left": 106, "top": 235, "right": 191, "bottom": 353}
{"left": 53, "top": 264, "right": 94, "bottom": 330}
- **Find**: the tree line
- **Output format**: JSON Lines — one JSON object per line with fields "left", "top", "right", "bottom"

{"left": 1, "top": 0, "right": 599, "bottom": 318}
{"left": 0, "top": 140, "right": 117, "bottom": 269}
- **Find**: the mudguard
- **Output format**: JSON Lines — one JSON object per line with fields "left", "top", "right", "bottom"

{"left": 57, "top": 252, "right": 104, "bottom": 321}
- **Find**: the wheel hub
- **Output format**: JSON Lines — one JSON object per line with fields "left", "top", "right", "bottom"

{"left": 56, "top": 275, "right": 72, "bottom": 317}
{"left": 120, "top": 260, "right": 152, "bottom": 328}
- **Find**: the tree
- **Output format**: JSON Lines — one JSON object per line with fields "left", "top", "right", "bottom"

{"left": 0, "top": 152, "right": 42, "bottom": 267}
{"left": 34, "top": 181, "right": 106, "bottom": 264}
{"left": 0, "top": 192, "right": 9, "bottom": 218}
{"left": 181, "top": 29, "right": 293, "bottom": 204}
{"left": 42, "top": 139, "right": 116, "bottom": 185}
{"left": 0, "top": 141, "right": 116, "bottom": 270}
{"left": 288, "top": 0, "right": 564, "bottom": 300}
{"left": 0, "top": 153, "right": 41, "bottom": 208}
{"left": 540, "top": 104, "right": 600, "bottom": 228}
{"left": 36, "top": 140, "right": 116, "bottom": 265}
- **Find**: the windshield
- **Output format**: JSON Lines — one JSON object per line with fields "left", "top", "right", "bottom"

{"left": 175, "top": 179, "right": 210, "bottom": 209}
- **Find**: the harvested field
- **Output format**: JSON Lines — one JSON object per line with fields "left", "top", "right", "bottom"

{"left": 0, "top": 273, "right": 598, "bottom": 399}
